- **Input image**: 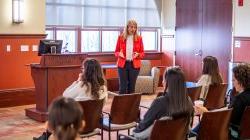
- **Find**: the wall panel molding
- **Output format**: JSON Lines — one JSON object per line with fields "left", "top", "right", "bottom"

{"left": 0, "top": 87, "right": 35, "bottom": 108}
{"left": 0, "top": 34, "right": 47, "bottom": 39}
{"left": 233, "top": 36, "right": 250, "bottom": 62}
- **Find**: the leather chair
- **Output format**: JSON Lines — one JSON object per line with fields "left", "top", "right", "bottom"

{"left": 78, "top": 99, "right": 105, "bottom": 140}
{"left": 239, "top": 106, "right": 250, "bottom": 139}
{"left": 118, "top": 116, "right": 190, "bottom": 140}
{"left": 135, "top": 60, "right": 160, "bottom": 94}
{"left": 204, "top": 83, "right": 228, "bottom": 110}
{"left": 197, "top": 109, "right": 232, "bottom": 140}
{"left": 102, "top": 93, "right": 141, "bottom": 140}
{"left": 187, "top": 86, "right": 202, "bottom": 102}
{"left": 150, "top": 116, "right": 190, "bottom": 140}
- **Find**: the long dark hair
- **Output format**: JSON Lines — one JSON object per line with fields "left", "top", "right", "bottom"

{"left": 163, "top": 66, "right": 193, "bottom": 117}
{"left": 202, "top": 56, "right": 223, "bottom": 84}
{"left": 81, "top": 58, "right": 105, "bottom": 99}
{"left": 48, "top": 97, "right": 83, "bottom": 140}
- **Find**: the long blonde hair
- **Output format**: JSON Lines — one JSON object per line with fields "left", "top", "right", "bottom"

{"left": 121, "top": 19, "right": 139, "bottom": 41}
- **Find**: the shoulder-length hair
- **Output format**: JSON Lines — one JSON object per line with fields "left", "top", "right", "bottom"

{"left": 163, "top": 66, "right": 193, "bottom": 117}
{"left": 121, "top": 19, "right": 140, "bottom": 41}
{"left": 81, "top": 58, "right": 106, "bottom": 99}
{"left": 202, "top": 56, "right": 223, "bottom": 84}
{"left": 233, "top": 64, "right": 250, "bottom": 89}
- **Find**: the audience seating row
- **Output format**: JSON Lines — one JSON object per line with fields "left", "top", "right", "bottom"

{"left": 78, "top": 85, "right": 250, "bottom": 140}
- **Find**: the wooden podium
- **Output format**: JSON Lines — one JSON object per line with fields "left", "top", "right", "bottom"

{"left": 25, "top": 53, "right": 86, "bottom": 122}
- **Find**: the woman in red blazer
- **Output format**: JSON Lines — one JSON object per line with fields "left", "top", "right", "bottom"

{"left": 115, "top": 19, "right": 144, "bottom": 94}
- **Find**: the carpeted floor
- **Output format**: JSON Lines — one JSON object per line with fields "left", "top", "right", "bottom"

{"left": 0, "top": 94, "right": 156, "bottom": 140}
{"left": 0, "top": 92, "right": 198, "bottom": 140}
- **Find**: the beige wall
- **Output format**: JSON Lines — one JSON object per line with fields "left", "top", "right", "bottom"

{"left": 0, "top": 0, "right": 248, "bottom": 36}
{"left": 161, "top": 0, "right": 176, "bottom": 32}
{"left": 0, "top": 0, "right": 45, "bottom": 34}
{"left": 233, "top": 0, "right": 250, "bottom": 37}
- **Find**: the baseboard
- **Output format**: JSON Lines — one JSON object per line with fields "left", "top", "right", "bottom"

{"left": 0, "top": 87, "right": 35, "bottom": 108}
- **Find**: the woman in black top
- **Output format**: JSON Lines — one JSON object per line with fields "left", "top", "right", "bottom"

{"left": 230, "top": 64, "right": 250, "bottom": 139}
{"left": 133, "top": 66, "right": 194, "bottom": 139}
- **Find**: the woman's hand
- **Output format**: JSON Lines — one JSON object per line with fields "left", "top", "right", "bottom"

{"left": 194, "top": 106, "right": 208, "bottom": 115}
{"left": 119, "top": 50, "right": 125, "bottom": 58}
{"left": 133, "top": 52, "right": 140, "bottom": 59}
{"left": 77, "top": 73, "right": 83, "bottom": 81}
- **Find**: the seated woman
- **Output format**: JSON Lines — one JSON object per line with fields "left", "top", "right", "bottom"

{"left": 133, "top": 66, "right": 194, "bottom": 139}
{"left": 190, "top": 64, "right": 250, "bottom": 138}
{"left": 197, "top": 56, "right": 223, "bottom": 100}
{"left": 230, "top": 64, "right": 250, "bottom": 139}
{"left": 33, "top": 58, "right": 107, "bottom": 140}
{"left": 63, "top": 58, "right": 108, "bottom": 101}
{"left": 47, "top": 96, "right": 85, "bottom": 140}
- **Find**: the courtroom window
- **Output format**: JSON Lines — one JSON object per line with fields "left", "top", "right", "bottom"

{"left": 56, "top": 30, "right": 77, "bottom": 53}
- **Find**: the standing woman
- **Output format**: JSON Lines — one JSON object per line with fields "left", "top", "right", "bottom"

{"left": 115, "top": 19, "right": 144, "bottom": 94}
{"left": 197, "top": 56, "right": 223, "bottom": 99}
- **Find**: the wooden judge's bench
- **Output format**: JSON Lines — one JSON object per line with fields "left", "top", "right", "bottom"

{"left": 25, "top": 54, "right": 87, "bottom": 122}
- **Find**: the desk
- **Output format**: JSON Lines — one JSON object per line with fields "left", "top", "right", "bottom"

{"left": 101, "top": 64, "right": 118, "bottom": 91}
{"left": 101, "top": 64, "right": 117, "bottom": 75}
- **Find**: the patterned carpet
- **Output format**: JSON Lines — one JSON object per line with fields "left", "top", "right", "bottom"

{"left": 0, "top": 94, "right": 156, "bottom": 140}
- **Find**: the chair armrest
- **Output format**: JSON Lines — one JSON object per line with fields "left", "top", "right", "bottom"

{"left": 151, "top": 67, "right": 160, "bottom": 78}
{"left": 118, "top": 134, "right": 136, "bottom": 140}
{"left": 108, "top": 91, "right": 119, "bottom": 97}
{"left": 151, "top": 67, "right": 160, "bottom": 93}
{"left": 140, "top": 105, "right": 150, "bottom": 109}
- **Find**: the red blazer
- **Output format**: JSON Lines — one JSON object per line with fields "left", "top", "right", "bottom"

{"left": 115, "top": 35, "right": 144, "bottom": 68}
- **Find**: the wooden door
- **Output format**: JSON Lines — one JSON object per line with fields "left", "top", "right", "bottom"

{"left": 202, "top": 0, "right": 232, "bottom": 82}
{"left": 175, "top": 0, "right": 232, "bottom": 82}
{"left": 175, "top": 0, "right": 203, "bottom": 81}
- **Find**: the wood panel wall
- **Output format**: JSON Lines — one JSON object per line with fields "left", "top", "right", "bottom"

{"left": 0, "top": 34, "right": 174, "bottom": 107}
{"left": 0, "top": 34, "right": 46, "bottom": 90}
{"left": 233, "top": 37, "right": 250, "bottom": 63}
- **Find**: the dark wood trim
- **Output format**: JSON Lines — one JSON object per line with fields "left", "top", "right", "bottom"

{"left": 234, "top": 36, "right": 250, "bottom": 41}
{"left": 0, "top": 88, "right": 35, "bottom": 108}
{"left": 88, "top": 52, "right": 163, "bottom": 62}
{"left": 25, "top": 108, "right": 48, "bottom": 122}
{"left": 0, "top": 34, "right": 47, "bottom": 39}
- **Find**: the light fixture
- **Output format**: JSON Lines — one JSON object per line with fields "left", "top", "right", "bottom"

{"left": 12, "top": 0, "right": 24, "bottom": 23}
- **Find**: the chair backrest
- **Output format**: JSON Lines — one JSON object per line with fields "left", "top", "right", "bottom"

{"left": 110, "top": 93, "right": 141, "bottom": 124}
{"left": 187, "top": 86, "right": 202, "bottom": 102}
{"left": 240, "top": 106, "right": 250, "bottom": 139}
{"left": 139, "top": 60, "right": 151, "bottom": 76}
{"left": 198, "top": 109, "right": 232, "bottom": 140}
{"left": 78, "top": 99, "right": 104, "bottom": 133}
{"left": 205, "top": 83, "right": 228, "bottom": 110}
{"left": 150, "top": 117, "right": 189, "bottom": 140}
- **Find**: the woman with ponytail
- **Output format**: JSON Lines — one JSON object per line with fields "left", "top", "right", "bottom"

{"left": 47, "top": 96, "right": 85, "bottom": 140}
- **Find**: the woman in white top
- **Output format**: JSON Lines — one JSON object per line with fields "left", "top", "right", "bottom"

{"left": 197, "top": 56, "right": 223, "bottom": 99}
{"left": 63, "top": 58, "right": 107, "bottom": 101}
{"left": 33, "top": 59, "right": 107, "bottom": 140}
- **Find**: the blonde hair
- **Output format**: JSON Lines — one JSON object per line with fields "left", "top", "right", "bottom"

{"left": 122, "top": 19, "right": 139, "bottom": 41}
